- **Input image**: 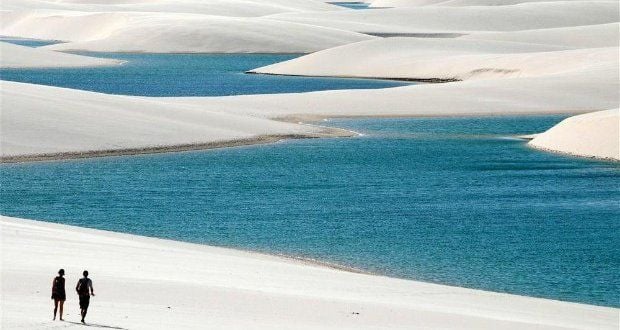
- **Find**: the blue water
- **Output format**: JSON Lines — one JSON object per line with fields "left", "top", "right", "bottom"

{"left": 329, "top": 2, "right": 371, "bottom": 9}
{"left": 2, "top": 116, "right": 619, "bottom": 307}
{"left": 0, "top": 37, "right": 61, "bottom": 47}
{"left": 0, "top": 53, "right": 407, "bottom": 96}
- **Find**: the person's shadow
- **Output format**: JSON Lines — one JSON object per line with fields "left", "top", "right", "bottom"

{"left": 65, "top": 321, "right": 127, "bottom": 329}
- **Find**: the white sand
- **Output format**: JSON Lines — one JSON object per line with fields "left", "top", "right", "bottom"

{"left": 0, "top": 1, "right": 619, "bottom": 328}
{"left": 0, "top": 42, "right": 121, "bottom": 68}
{"left": 2, "top": 216, "right": 617, "bottom": 330}
{"left": 250, "top": 38, "right": 616, "bottom": 81}
{"left": 0, "top": 81, "right": 334, "bottom": 159}
{"left": 177, "top": 60, "right": 619, "bottom": 120}
{"left": 2, "top": 0, "right": 342, "bottom": 17}
{"left": 1, "top": 11, "right": 372, "bottom": 53}
{"left": 2, "top": 50, "right": 618, "bottom": 159}
{"left": 529, "top": 109, "right": 620, "bottom": 160}
{"left": 268, "top": 2, "right": 619, "bottom": 34}
{"left": 369, "top": 0, "right": 611, "bottom": 8}
{"left": 463, "top": 23, "right": 620, "bottom": 48}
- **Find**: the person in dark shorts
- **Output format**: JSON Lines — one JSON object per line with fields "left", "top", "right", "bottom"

{"left": 76, "top": 270, "right": 95, "bottom": 324}
{"left": 51, "top": 268, "right": 66, "bottom": 321}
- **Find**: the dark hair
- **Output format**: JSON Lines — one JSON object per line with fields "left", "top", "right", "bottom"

{"left": 83, "top": 270, "right": 89, "bottom": 277}
{"left": 58, "top": 269, "right": 65, "bottom": 275}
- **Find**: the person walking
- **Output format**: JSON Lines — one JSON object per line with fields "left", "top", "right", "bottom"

{"left": 51, "top": 269, "right": 66, "bottom": 321}
{"left": 76, "top": 270, "right": 95, "bottom": 324}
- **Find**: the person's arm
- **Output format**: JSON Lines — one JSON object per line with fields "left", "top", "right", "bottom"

{"left": 52, "top": 278, "right": 56, "bottom": 291}
{"left": 76, "top": 279, "right": 81, "bottom": 293}
{"left": 89, "top": 279, "right": 95, "bottom": 296}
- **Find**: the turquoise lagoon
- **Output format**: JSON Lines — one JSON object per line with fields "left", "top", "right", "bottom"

{"left": 0, "top": 51, "right": 618, "bottom": 307}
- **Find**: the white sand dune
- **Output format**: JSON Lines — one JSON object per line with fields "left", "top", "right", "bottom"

{"left": 0, "top": 42, "right": 121, "bottom": 68}
{"left": 268, "top": 2, "right": 619, "bottom": 34}
{"left": 2, "top": 0, "right": 342, "bottom": 17}
{"left": 463, "top": 23, "right": 620, "bottom": 48}
{"left": 2, "top": 54, "right": 618, "bottom": 159}
{"left": 370, "top": 0, "right": 613, "bottom": 8}
{"left": 250, "top": 37, "right": 617, "bottom": 81}
{"left": 529, "top": 109, "right": 620, "bottom": 160}
{"left": 1, "top": 2, "right": 618, "bottom": 330}
{"left": 0, "top": 81, "right": 334, "bottom": 159}
{"left": 1, "top": 11, "right": 372, "bottom": 53}
{"left": 1, "top": 216, "right": 617, "bottom": 330}
{"left": 175, "top": 61, "right": 619, "bottom": 120}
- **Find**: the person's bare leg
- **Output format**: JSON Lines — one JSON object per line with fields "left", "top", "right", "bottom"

{"left": 53, "top": 299, "right": 58, "bottom": 320}
{"left": 59, "top": 301, "right": 64, "bottom": 321}
{"left": 81, "top": 308, "right": 87, "bottom": 323}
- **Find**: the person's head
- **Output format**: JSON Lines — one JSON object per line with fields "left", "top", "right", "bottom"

{"left": 83, "top": 270, "right": 89, "bottom": 278}
{"left": 58, "top": 269, "right": 65, "bottom": 276}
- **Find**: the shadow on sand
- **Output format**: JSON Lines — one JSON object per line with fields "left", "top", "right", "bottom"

{"left": 65, "top": 321, "right": 127, "bottom": 329}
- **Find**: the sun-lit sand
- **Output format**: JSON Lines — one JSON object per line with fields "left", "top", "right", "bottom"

{"left": 1, "top": 0, "right": 619, "bottom": 328}
{"left": 529, "top": 109, "right": 620, "bottom": 160}
{"left": 267, "top": 1, "right": 619, "bottom": 34}
{"left": 1, "top": 0, "right": 342, "bottom": 17}
{"left": 2, "top": 216, "right": 618, "bottom": 330}
{"left": 461, "top": 23, "right": 619, "bottom": 48}
{"left": 3, "top": 60, "right": 617, "bottom": 160}
{"left": 0, "top": 81, "right": 343, "bottom": 161}
{"left": 369, "top": 0, "right": 605, "bottom": 8}
{"left": 0, "top": 42, "right": 121, "bottom": 68}
{"left": 1, "top": 11, "right": 373, "bottom": 53}
{"left": 249, "top": 39, "right": 616, "bottom": 81}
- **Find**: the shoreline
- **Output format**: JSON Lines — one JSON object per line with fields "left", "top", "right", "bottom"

{"left": 2, "top": 215, "right": 617, "bottom": 309}
{"left": 1, "top": 112, "right": 583, "bottom": 164}
{"left": 2, "top": 215, "right": 371, "bottom": 276}
{"left": 0, "top": 135, "right": 315, "bottom": 164}
{"left": 527, "top": 143, "right": 620, "bottom": 162}
{"left": 246, "top": 70, "right": 461, "bottom": 83}
{"left": 0, "top": 124, "right": 355, "bottom": 164}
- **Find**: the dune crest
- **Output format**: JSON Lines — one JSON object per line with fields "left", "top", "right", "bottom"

{"left": 2, "top": 11, "right": 373, "bottom": 53}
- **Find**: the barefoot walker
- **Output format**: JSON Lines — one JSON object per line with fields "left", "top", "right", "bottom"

{"left": 76, "top": 270, "right": 95, "bottom": 324}
{"left": 51, "top": 269, "right": 66, "bottom": 321}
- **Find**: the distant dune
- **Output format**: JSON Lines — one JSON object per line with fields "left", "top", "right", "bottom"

{"left": 369, "top": 0, "right": 611, "bottom": 7}
{"left": 462, "top": 23, "right": 620, "bottom": 48}
{"left": 1, "top": 0, "right": 342, "bottom": 17}
{"left": 2, "top": 11, "right": 372, "bottom": 53}
{"left": 249, "top": 38, "right": 616, "bottom": 81}
{"left": 268, "top": 2, "right": 619, "bottom": 34}
{"left": 1, "top": 0, "right": 618, "bottom": 161}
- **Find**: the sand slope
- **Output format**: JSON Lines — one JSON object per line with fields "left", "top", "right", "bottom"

{"left": 2, "top": 0, "right": 342, "bottom": 17}
{"left": 529, "top": 109, "right": 620, "bottom": 160}
{"left": 2, "top": 55, "right": 618, "bottom": 159}
{"left": 194, "top": 62, "right": 619, "bottom": 120}
{"left": 463, "top": 23, "right": 620, "bottom": 48}
{"left": 369, "top": 0, "right": 613, "bottom": 7}
{"left": 269, "top": 1, "right": 620, "bottom": 34}
{"left": 0, "top": 81, "right": 332, "bottom": 160}
{"left": 2, "top": 11, "right": 372, "bottom": 53}
{"left": 250, "top": 38, "right": 616, "bottom": 81}
{"left": 1, "top": 216, "right": 618, "bottom": 330}
{"left": 0, "top": 42, "right": 121, "bottom": 68}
